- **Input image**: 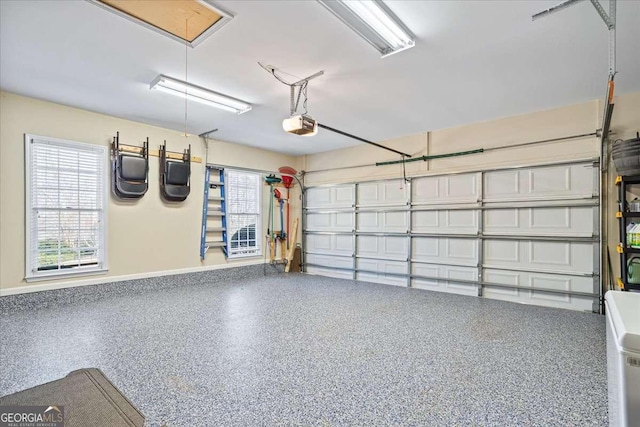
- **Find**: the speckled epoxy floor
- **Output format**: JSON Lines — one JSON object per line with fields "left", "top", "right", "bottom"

{"left": 1, "top": 272, "right": 607, "bottom": 426}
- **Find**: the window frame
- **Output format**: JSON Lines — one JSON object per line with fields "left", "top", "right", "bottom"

{"left": 225, "top": 169, "right": 262, "bottom": 259}
{"left": 24, "top": 134, "right": 109, "bottom": 282}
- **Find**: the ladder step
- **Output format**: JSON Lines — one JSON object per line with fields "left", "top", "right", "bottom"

{"left": 202, "top": 167, "right": 226, "bottom": 260}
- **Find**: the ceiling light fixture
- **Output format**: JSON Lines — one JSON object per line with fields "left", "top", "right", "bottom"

{"left": 317, "top": 0, "right": 415, "bottom": 58}
{"left": 150, "top": 75, "right": 252, "bottom": 115}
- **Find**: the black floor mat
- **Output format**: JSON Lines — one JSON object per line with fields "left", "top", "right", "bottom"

{"left": 0, "top": 368, "right": 144, "bottom": 427}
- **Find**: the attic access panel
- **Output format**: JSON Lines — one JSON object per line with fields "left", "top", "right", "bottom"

{"left": 90, "top": 0, "right": 233, "bottom": 47}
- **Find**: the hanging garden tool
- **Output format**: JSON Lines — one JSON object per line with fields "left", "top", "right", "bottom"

{"left": 285, "top": 218, "right": 299, "bottom": 273}
{"left": 274, "top": 188, "right": 287, "bottom": 263}
{"left": 265, "top": 174, "right": 281, "bottom": 264}
{"left": 278, "top": 166, "right": 297, "bottom": 250}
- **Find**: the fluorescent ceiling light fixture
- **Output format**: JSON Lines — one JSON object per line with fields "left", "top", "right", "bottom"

{"left": 317, "top": 0, "right": 415, "bottom": 57}
{"left": 150, "top": 75, "right": 252, "bottom": 114}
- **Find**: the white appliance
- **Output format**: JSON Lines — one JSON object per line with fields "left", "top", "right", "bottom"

{"left": 606, "top": 291, "right": 640, "bottom": 426}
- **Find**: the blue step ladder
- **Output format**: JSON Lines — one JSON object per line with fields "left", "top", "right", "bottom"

{"left": 200, "top": 166, "right": 228, "bottom": 259}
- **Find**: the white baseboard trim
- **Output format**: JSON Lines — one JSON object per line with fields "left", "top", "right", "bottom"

{"left": 0, "top": 260, "right": 265, "bottom": 297}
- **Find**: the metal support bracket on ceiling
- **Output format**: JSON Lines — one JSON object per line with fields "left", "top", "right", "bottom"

{"left": 288, "top": 70, "right": 325, "bottom": 116}
{"left": 259, "top": 62, "right": 410, "bottom": 158}
{"left": 531, "top": 0, "right": 617, "bottom": 151}
{"left": 291, "top": 71, "right": 325, "bottom": 87}
{"left": 589, "top": 0, "right": 615, "bottom": 30}
{"left": 532, "top": 0, "right": 616, "bottom": 76}
{"left": 259, "top": 63, "right": 325, "bottom": 116}
{"left": 198, "top": 128, "right": 219, "bottom": 138}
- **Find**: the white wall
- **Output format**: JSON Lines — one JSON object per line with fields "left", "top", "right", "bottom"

{"left": 0, "top": 91, "right": 301, "bottom": 292}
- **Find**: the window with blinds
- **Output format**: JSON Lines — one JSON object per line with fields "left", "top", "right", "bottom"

{"left": 225, "top": 170, "right": 261, "bottom": 258}
{"left": 25, "top": 135, "right": 108, "bottom": 280}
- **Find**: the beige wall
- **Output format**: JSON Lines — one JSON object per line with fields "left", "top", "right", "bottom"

{"left": 0, "top": 92, "right": 301, "bottom": 292}
{"left": 303, "top": 91, "right": 640, "bottom": 292}
{"left": 2, "top": 90, "right": 638, "bottom": 293}
{"left": 303, "top": 99, "right": 601, "bottom": 185}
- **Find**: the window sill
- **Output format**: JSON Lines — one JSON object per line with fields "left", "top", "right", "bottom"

{"left": 227, "top": 252, "right": 263, "bottom": 260}
{"left": 25, "top": 268, "right": 109, "bottom": 283}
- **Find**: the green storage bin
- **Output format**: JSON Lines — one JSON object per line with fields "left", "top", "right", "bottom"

{"left": 627, "top": 255, "right": 640, "bottom": 284}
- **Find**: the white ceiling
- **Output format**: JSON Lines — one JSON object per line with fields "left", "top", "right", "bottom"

{"left": 1, "top": 1, "right": 639, "bottom": 155}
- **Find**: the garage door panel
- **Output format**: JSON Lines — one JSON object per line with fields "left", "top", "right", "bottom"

{"left": 306, "top": 212, "right": 354, "bottom": 232}
{"left": 357, "top": 236, "right": 408, "bottom": 260}
{"left": 306, "top": 234, "right": 354, "bottom": 256}
{"left": 484, "top": 164, "right": 594, "bottom": 201}
{"left": 412, "top": 210, "right": 479, "bottom": 234}
{"left": 413, "top": 237, "right": 440, "bottom": 257}
{"left": 482, "top": 270, "right": 520, "bottom": 297}
{"left": 306, "top": 253, "right": 353, "bottom": 268}
{"left": 529, "top": 276, "right": 572, "bottom": 303}
{"left": 485, "top": 209, "right": 519, "bottom": 229}
{"left": 307, "top": 185, "right": 355, "bottom": 208}
{"left": 358, "top": 180, "right": 407, "bottom": 206}
{"left": 357, "top": 258, "right": 406, "bottom": 286}
{"left": 531, "top": 241, "right": 593, "bottom": 272}
{"left": 484, "top": 170, "right": 519, "bottom": 199}
{"left": 306, "top": 187, "right": 332, "bottom": 208}
{"left": 484, "top": 206, "right": 594, "bottom": 236}
{"left": 307, "top": 234, "right": 331, "bottom": 252}
{"left": 358, "top": 258, "right": 406, "bottom": 274}
{"left": 529, "top": 206, "right": 593, "bottom": 235}
{"left": 358, "top": 211, "right": 407, "bottom": 232}
{"left": 484, "top": 240, "right": 519, "bottom": 262}
{"left": 412, "top": 173, "right": 480, "bottom": 204}
{"left": 413, "top": 237, "right": 478, "bottom": 266}
{"left": 412, "top": 263, "right": 477, "bottom": 295}
{"left": 484, "top": 269, "right": 594, "bottom": 311}
{"left": 529, "top": 167, "right": 571, "bottom": 195}
{"left": 445, "top": 174, "right": 480, "bottom": 201}
{"left": 304, "top": 161, "right": 599, "bottom": 312}
{"left": 335, "top": 186, "right": 355, "bottom": 204}
{"left": 306, "top": 212, "right": 331, "bottom": 230}
{"left": 448, "top": 238, "right": 477, "bottom": 260}
{"left": 357, "top": 272, "right": 406, "bottom": 286}
{"left": 307, "top": 265, "right": 353, "bottom": 280}
{"left": 484, "top": 240, "right": 593, "bottom": 273}
{"left": 335, "top": 235, "right": 354, "bottom": 253}
{"left": 413, "top": 210, "right": 439, "bottom": 229}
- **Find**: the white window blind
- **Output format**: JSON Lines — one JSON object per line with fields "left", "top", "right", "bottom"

{"left": 25, "top": 135, "right": 108, "bottom": 280}
{"left": 226, "top": 170, "right": 261, "bottom": 258}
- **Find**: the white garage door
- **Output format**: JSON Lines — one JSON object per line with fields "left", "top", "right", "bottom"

{"left": 304, "top": 160, "right": 600, "bottom": 312}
